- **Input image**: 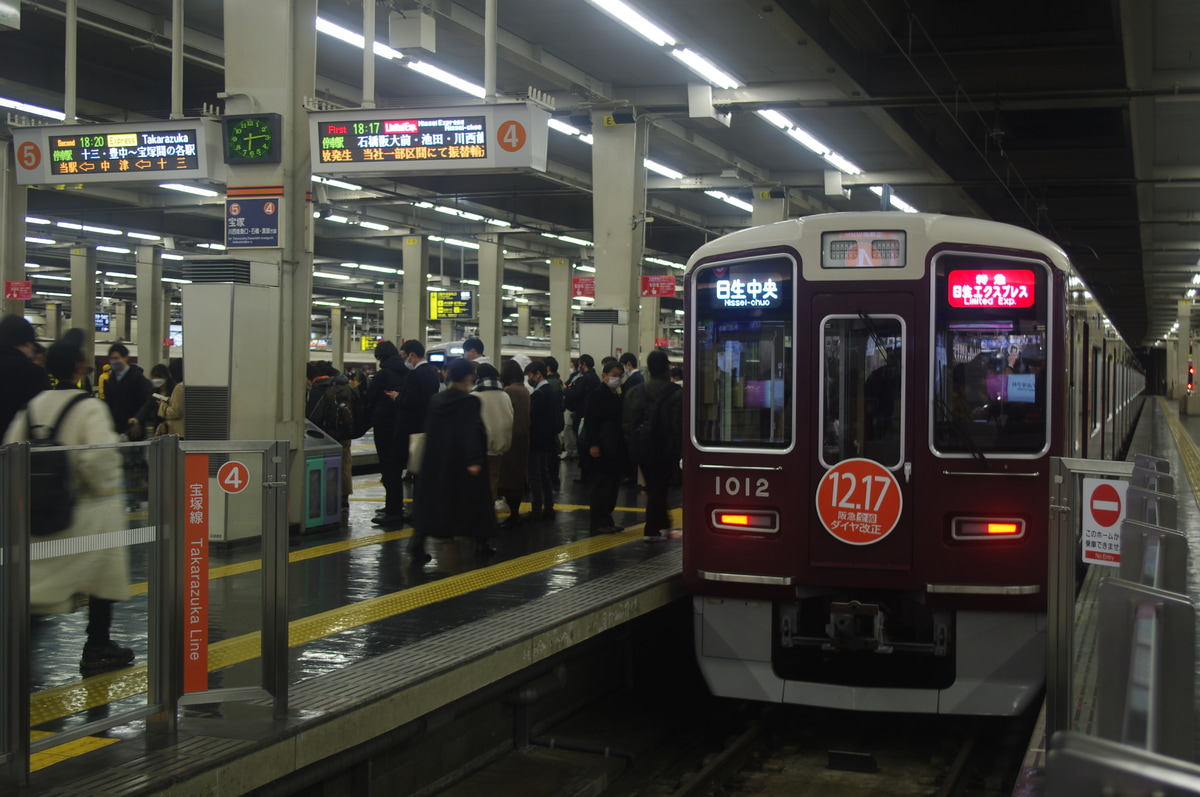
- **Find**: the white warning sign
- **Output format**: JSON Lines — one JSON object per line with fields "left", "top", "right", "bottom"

{"left": 1081, "top": 477, "right": 1128, "bottom": 567}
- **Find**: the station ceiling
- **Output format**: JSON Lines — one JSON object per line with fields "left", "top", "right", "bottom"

{"left": 4, "top": 0, "right": 1198, "bottom": 346}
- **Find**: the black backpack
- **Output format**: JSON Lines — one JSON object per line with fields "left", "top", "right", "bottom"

{"left": 28, "top": 392, "right": 90, "bottom": 537}
{"left": 628, "top": 383, "right": 680, "bottom": 466}
{"left": 311, "top": 381, "right": 354, "bottom": 442}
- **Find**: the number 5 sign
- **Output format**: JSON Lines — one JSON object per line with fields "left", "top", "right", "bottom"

{"left": 816, "top": 458, "right": 903, "bottom": 545}
{"left": 217, "top": 460, "right": 251, "bottom": 495}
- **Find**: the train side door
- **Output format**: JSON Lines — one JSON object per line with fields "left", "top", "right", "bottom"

{"left": 809, "top": 293, "right": 914, "bottom": 571}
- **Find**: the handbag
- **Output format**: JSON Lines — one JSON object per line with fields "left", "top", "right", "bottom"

{"left": 408, "top": 432, "right": 426, "bottom": 475}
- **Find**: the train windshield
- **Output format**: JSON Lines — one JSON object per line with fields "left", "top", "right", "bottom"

{"left": 820, "top": 315, "right": 905, "bottom": 468}
{"left": 692, "top": 255, "right": 794, "bottom": 450}
{"left": 931, "top": 253, "right": 1051, "bottom": 456}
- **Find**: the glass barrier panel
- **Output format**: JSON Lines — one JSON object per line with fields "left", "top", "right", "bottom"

{"left": 28, "top": 441, "right": 155, "bottom": 741}
{"left": 0, "top": 444, "right": 11, "bottom": 769}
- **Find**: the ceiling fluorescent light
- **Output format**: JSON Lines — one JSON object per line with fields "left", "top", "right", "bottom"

{"left": 324, "top": 214, "right": 350, "bottom": 224}
{"left": 83, "top": 225, "right": 123, "bottom": 236}
{"left": 785, "top": 126, "right": 828, "bottom": 156}
{"left": 36, "top": 291, "right": 72, "bottom": 298}
{"left": 160, "top": 183, "right": 220, "bottom": 197}
{"left": 461, "top": 279, "right": 481, "bottom": 285}
{"left": 161, "top": 254, "right": 185, "bottom": 261}
{"left": 823, "top": 151, "right": 862, "bottom": 175}
{"left": 486, "top": 218, "right": 512, "bottom": 227}
{"left": 25, "top": 216, "right": 51, "bottom": 225}
{"left": 587, "top": 0, "right": 675, "bottom": 47}
{"left": 444, "top": 238, "right": 480, "bottom": 250}
{"left": 357, "top": 264, "right": 398, "bottom": 274}
{"left": 314, "top": 300, "right": 341, "bottom": 307}
{"left": 196, "top": 242, "right": 226, "bottom": 250}
{"left": 313, "top": 271, "right": 351, "bottom": 280}
{"left": 359, "top": 220, "right": 390, "bottom": 231}
{"left": 705, "top": 190, "right": 753, "bottom": 213}
{"left": 56, "top": 222, "right": 82, "bottom": 230}
{"left": 755, "top": 109, "right": 792, "bottom": 129}
{"left": 670, "top": 48, "right": 741, "bottom": 90}
{"left": 558, "top": 235, "right": 593, "bottom": 247}
{"left": 576, "top": 264, "right": 597, "bottom": 273}
{"left": 32, "top": 273, "right": 71, "bottom": 281}
{"left": 96, "top": 246, "right": 131, "bottom": 254}
{"left": 579, "top": 133, "right": 594, "bottom": 145}
{"left": 105, "top": 271, "right": 135, "bottom": 278}
{"left": 644, "top": 158, "right": 683, "bottom": 179}
{"left": 548, "top": 118, "right": 583, "bottom": 137}
{"left": 315, "top": 17, "right": 365, "bottom": 48}
{"left": 162, "top": 277, "right": 191, "bottom": 283}
{"left": 312, "top": 175, "right": 363, "bottom": 191}
{"left": 869, "top": 186, "right": 918, "bottom": 213}
{"left": 0, "top": 96, "right": 66, "bottom": 121}
{"left": 25, "top": 236, "right": 55, "bottom": 245}
{"left": 406, "top": 61, "right": 486, "bottom": 99}
{"left": 127, "top": 231, "right": 161, "bottom": 240}
{"left": 373, "top": 41, "right": 402, "bottom": 60}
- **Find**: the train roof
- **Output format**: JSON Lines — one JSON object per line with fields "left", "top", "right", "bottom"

{"left": 686, "top": 212, "right": 1072, "bottom": 275}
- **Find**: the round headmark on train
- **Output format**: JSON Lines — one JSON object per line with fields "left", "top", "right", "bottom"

{"left": 816, "top": 458, "right": 903, "bottom": 545}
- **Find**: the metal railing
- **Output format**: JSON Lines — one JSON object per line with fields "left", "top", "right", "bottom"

{"left": 1046, "top": 454, "right": 1200, "bottom": 794}
{"left": 0, "top": 437, "right": 288, "bottom": 789}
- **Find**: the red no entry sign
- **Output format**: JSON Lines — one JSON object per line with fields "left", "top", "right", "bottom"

{"left": 1090, "top": 482, "right": 1122, "bottom": 527}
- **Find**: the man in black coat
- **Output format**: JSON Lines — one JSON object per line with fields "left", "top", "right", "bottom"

{"left": 563, "top": 353, "right": 601, "bottom": 482}
{"left": 622, "top": 350, "right": 683, "bottom": 541}
{"left": 104, "top": 343, "right": 152, "bottom": 438}
{"left": 366, "top": 341, "right": 407, "bottom": 522}
{"left": 375, "top": 339, "right": 440, "bottom": 527}
{"left": 409, "top": 358, "right": 496, "bottom": 561}
{"left": 524, "top": 360, "right": 562, "bottom": 519}
{"left": 585, "top": 360, "right": 627, "bottom": 533}
{"left": 617, "top": 352, "right": 643, "bottom": 485}
{"left": 0, "top": 315, "right": 50, "bottom": 438}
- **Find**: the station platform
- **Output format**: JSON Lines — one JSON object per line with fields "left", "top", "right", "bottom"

{"left": 1013, "top": 396, "right": 1200, "bottom": 795}
{"left": 19, "top": 460, "right": 685, "bottom": 795}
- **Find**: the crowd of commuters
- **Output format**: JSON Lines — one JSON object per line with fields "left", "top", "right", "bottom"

{"left": 0, "top": 315, "right": 684, "bottom": 672}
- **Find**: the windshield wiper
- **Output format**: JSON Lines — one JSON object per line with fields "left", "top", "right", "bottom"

{"left": 857, "top": 309, "right": 890, "bottom": 365}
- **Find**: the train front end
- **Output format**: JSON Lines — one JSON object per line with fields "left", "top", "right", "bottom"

{"left": 683, "top": 212, "right": 1068, "bottom": 715}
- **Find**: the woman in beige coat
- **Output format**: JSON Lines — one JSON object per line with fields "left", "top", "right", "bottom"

{"left": 158, "top": 358, "right": 184, "bottom": 437}
{"left": 4, "top": 329, "right": 133, "bottom": 672}
{"left": 472, "top": 363, "right": 514, "bottom": 500}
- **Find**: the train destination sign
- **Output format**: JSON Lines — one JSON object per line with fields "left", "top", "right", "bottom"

{"left": 310, "top": 104, "right": 550, "bottom": 176}
{"left": 318, "top": 116, "right": 487, "bottom": 164}
{"left": 429, "top": 290, "right": 474, "bottom": 321}
{"left": 13, "top": 119, "right": 217, "bottom": 185}
{"left": 948, "top": 269, "right": 1036, "bottom": 309}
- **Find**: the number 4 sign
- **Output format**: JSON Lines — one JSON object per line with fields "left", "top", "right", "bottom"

{"left": 816, "top": 458, "right": 903, "bottom": 545}
{"left": 217, "top": 460, "right": 250, "bottom": 495}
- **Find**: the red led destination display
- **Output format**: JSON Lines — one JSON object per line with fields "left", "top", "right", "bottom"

{"left": 947, "top": 269, "right": 1036, "bottom": 308}
{"left": 318, "top": 116, "right": 487, "bottom": 164}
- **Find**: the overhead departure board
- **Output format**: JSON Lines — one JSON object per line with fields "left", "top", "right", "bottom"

{"left": 13, "top": 119, "right": 217, "bottom": 185}
{"left": 429, "top": 290, "right": 475, "bottom": 321}
{"left": 318, "top": 116, "right": 488, "bottom": 165}
{"left": 310, "top": 104, "right": 550, "bottom": 176}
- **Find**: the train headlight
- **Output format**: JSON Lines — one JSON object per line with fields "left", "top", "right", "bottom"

{"left": 951, "top": 517, "right": 1026, "bottom": 540}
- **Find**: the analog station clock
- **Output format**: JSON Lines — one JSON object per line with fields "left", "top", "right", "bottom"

{"left": 222, "top": 113, "right": 282, "bottom": 164}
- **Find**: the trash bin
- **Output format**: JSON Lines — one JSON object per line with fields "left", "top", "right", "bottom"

{"left": 304, "top": 420, "right": 342, "bottom": 529}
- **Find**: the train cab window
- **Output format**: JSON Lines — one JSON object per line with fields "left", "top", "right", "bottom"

{"left": 692, "top": 255, "right": 794, "bottom": 450}
{"left": 931, "top": 254, "right": 1051, "bottom": 457}
{"left": 819, "top": 316, "right": 905, "bottom": 468}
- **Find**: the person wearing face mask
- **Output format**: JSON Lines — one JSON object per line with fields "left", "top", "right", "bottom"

{"left": 584, "top": 361, "right": 628, "bottom": 534}
{"left": 133, "top": 363, "right": 174, "bottom": 435}
{"left": 103, "top": 343, "right": 153, "bottom": 440}
{"left": 524, "top": 361, "right": 562, "bottom": 520}
{"left": 376, "top": 339, "right": 440, "bottom": 529}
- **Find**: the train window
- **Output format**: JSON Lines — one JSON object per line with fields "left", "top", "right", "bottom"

{"left": 931, "top": 253, "right": 1051, "bottom": 457}
{"left": 819, "top": 315, "right": 905, "bottom": 468}
{"left": 692, "top": 254, "right": 794, "bottom": 451}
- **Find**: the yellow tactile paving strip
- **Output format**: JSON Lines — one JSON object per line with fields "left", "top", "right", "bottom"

{"left": 128, "top": 501, "right": 648, "bottom": 596}
{"left": 28, "top": 730, "right": 119, "bottom": 772}
{"left": 1157, "top": 396, "right": 1200, "bottom": 507}
{"left": 29, "top": 509, "right": 680, "bottom": 729}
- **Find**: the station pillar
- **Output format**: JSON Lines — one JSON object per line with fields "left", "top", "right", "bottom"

{"left": 70, "top": 247, "right": 96, "bottom": 361}
{"left": 752, "top": 191, "right": 787, "bottom": 226}
{"left": 111, "top": 300, "right": 131, "bottom": 343}
{"left": 401, "top": 236, "right": 428, "bottom": 343}
{"left": 382, "top": 285, "right": 401, "bottom": 344}
{"left": 331, "top": 307, "right": 344, "bottom": 371}
{"left": 517, "top": 305, "right": 530, "bottom": 337}
{"left": 590, "top": 111, "right": 646, "bottom": 358}
{"left": 135, "top": 244, "right": 166, "bottom": 364}
{"left": 44, "top": 301, "right": 62, "bottom": 340}
{"left": 217, "top": 0, "right": 317, "bottom": 525}
{"left": 477, "top": 235, "right": 502, "bottom": 358}
{"left": 0, "top": 140, "right": 27, "bottom": 321}
{"left": 638, "top": 296, "right": 660, "bottom": 356}
{"left": 548, "top": 258, "right": 571, "bottom": 368}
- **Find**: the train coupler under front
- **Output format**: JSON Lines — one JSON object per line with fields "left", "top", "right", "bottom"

{"left": 778, "top": 592, "right": 952, "bottom": 658}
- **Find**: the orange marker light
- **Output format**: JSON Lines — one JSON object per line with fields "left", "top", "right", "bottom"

{"left": 720, "top": 514, "right": 751, "bottom": 526}
{"left": 986, "top": 522, "right": 1020, "bottom": 535}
